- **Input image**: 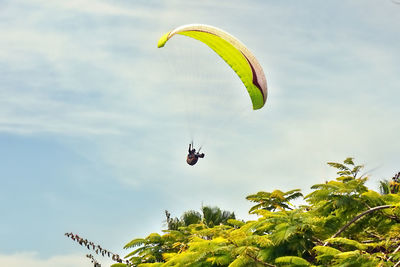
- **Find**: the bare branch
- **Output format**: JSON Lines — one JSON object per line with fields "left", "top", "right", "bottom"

{"left": 324, "top": 205, "right": 394, "bottom": 246}
{"left": 86, "top": 254, "right": 101, "bottom": 267}
{"left": 65, "top": 232, "right": 131, "bottom": 266}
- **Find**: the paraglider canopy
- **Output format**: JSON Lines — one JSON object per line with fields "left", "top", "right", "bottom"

{"left": 157, "top": 24, "right": 268, "bottom": 110}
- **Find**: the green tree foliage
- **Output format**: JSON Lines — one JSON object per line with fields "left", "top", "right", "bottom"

{"left": 118, "top": 158, "right": 400, "bottom": 267}
{"left": 246, "top": 189, "right": 303, "bottom": 213}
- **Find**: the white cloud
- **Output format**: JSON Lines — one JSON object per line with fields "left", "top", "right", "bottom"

{"left": 28, "top": 0, "right": 157, "bottom": 18}
{"left": 0, "top": 252, "right": 93, "bottom": 267}
{"left": 0, "top": 0, "right": 166, "bottom": 136}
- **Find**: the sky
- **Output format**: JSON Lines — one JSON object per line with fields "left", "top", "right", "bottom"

{"left": 1, "top": 0, "right": 400, "bottom": 266}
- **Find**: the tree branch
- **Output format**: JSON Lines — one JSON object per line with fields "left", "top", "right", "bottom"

{"left": 324, "top": 205, "right": 394, "bottom": 246}
{"left": 244, "top": 251, "right": 277, "bottom": 267}
{"left": 228, "top": 238, "right": 276, "bottom": 267}
{"left": 388, "top": 242, "right": 400, "bottom": 262}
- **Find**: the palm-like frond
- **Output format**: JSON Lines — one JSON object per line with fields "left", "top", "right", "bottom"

{"left": 181, "top": 210, "right": 202, "bottom": 226}
{"left": 124, "top": 238, "right": 146, "bottom": 249}
{"left": 275, "top": 256, "right": 311, "bottom": 266}
{"left": 247, "top": 189, "right": 303, "bottom": 213}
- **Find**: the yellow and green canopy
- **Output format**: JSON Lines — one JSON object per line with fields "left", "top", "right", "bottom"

{"left": 158, "top": 24, "right": 268, "bottom": 110}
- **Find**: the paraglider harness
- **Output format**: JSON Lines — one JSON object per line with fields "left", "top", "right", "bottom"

{"left": 187, "top": 142, "right": 205, "bottom": 166}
